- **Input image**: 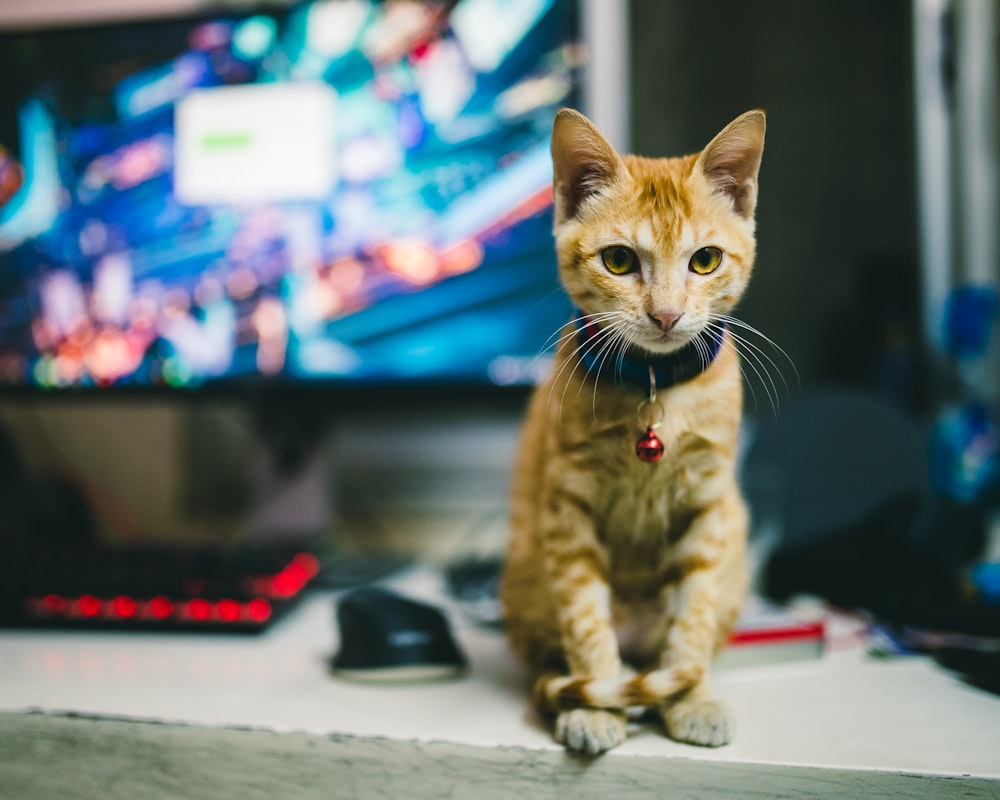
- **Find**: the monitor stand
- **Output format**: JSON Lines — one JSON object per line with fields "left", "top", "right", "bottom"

{"left": 232, "top": 399, "right": 522, "bottom": 586}
{"left": 249, "top": 444, "right": 331, "bottom": 540}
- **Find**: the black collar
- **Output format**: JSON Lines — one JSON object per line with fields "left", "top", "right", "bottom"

{"left": 574, "top": 312, "right": 724, "bottom": 389}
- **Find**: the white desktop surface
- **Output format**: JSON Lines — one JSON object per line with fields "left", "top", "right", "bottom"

{"left": 1, "top": 567, "right": 999, "bottom": 786}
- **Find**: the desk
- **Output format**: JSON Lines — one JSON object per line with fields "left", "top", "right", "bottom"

{"left": 1, "top": 568, "right": 998, "bottom": 798}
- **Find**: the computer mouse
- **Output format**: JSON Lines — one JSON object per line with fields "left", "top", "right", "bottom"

{"left": 331, "top": 587, "right": 467, "bottom": 682}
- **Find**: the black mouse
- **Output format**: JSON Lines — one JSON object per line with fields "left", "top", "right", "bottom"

{"left": 332, "top": 587, "right": 467, "bottom": 682}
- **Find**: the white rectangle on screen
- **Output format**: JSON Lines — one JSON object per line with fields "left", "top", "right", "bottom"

{"left": 174, "top": 81, "right": 337, "bottom": 205}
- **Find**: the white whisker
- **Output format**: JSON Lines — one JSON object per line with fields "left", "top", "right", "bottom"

{"left": 538, "top": 312, "right": 619, "bottom": 390}
{"left": 691, "top": 331, "right": 711, "bottom": 371}
{"left": 704, "top": 324, "right": 762, "bottom": 413}
{"left": 546, "top": 313, "right": 628, "bottom": 422}
{"left": 560, "top": 320, "right": 626, "bottom": 421}
{"left": 708, "top": 314, "right": 797, "bottom": 414}
{"left": 706, "top": 322, "right": 777, "bottom": 416}
{"left": 575, "top": 318, "right": 630, "bottom": 398}
{"left": 589, "top": 321, "right": 634, "bottom": 420}
{"left": 726, "top": 329, "right": 782, "bottom": 413}
{"left": 534, "top": 311, "right": 623, "bottom": 365}
{"left": 723, "top": 327, "right": 791, "bottom": 397}
{"left": 712, "top": 314, "right": 800, "bottom": 388}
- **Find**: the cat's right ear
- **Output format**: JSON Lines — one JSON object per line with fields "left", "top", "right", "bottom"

{"left": 695, "top": 109, "right": 766, "bottom": 219}
{"left": 550, "top": 108, "right": 625, "bottom": 224}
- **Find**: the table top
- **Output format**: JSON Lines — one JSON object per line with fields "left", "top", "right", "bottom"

{"left": 1, "top": 566, "right": 998, "bottom": 779}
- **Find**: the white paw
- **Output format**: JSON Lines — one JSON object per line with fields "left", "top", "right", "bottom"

{"left": 555, "top": 708, "right": 627, "bottom": 755}
{"left": 662, "top": 698, "right": 734, "bottom": 747}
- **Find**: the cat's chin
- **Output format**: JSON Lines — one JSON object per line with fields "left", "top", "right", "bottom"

{"left": 632, "top": 338, "right": 689, "bottom": 358}
{"left": 635, "top": 331, "right": 695, "bottom": 356}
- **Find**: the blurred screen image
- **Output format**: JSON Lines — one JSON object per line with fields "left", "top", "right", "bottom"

{"left": 0, "top": 0, "right": 581, "bottom": 390}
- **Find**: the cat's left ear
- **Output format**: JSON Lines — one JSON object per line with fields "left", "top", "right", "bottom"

{"left": 695, "top": 110, "right": 766, "bottom": 219}
{"left": 550, "top": 108, "right": 626, "bottom": 225}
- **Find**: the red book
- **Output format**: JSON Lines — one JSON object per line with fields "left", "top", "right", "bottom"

{"left": 717, "top": 597, "right": 826, "bottom": 670}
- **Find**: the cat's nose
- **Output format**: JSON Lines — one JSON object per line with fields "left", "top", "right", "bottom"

{"left": 649, "top": 311, "right": 683, "bottom": 332}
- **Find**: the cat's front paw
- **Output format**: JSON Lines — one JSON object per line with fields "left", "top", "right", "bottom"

{"left": 555, "top": 708, "right": 627, "bottom": 756}
{"left": 661, "top": 697, "right": 734, "bottom": 747}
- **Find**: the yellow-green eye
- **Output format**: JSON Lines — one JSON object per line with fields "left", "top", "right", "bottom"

{"left": 689, "top": 246, "right": 723, "bottom": 275}
{"left": 601, "top": 246, "right": 638, "bottom": 275}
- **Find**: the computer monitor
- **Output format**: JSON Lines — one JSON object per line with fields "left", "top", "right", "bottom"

{"left": 0, "top": 0, "right": 627, "bottom": 395}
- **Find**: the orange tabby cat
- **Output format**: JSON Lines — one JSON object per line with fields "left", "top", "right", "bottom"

{"left": 501, "top": 108, "right": 765, "bottom": 755}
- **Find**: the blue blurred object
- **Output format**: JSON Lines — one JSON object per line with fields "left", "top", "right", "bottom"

{"left": 928, "top": 401, "right": 1000, "bottom": 503}
{"left": 943, "top": 285, "right": 999, "bottom": 361}
{"left": 928, "top": 285, "right": 1000, "bottom": 504}
{"left": 970, "top": 562, "right": 1000, "bottom": 605}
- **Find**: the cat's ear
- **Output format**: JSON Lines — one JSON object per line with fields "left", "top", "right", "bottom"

{"left": 550, "top": 108, "right": 625, "bottom": 224}
{"left": 695, "top": 110, "right": 766, "bottom": 219}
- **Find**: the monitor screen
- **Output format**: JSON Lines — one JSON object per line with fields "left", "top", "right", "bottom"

{"left": 0, "top": 0, "right": 583, "bottom": 391}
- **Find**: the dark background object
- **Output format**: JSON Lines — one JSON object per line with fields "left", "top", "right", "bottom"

{"left": 743, "top": 390, "right": 930, "bottom": 549}
{"left": 0, "top": 418, "right": 96, "bottom": 545}
{"left": 762, "top": 489, "right": 987, "bottom": 626}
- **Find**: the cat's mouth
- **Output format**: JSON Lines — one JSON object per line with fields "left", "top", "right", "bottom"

{"left": 577, "top": 312, "right": 699, "bottom": 359}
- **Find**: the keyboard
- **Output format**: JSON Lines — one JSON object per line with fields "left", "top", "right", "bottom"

{"left": 0, "top": 539, "right": 321, "bottom": 634}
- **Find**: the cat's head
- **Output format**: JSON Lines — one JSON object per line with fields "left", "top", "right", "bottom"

{"left": 550, "top": 108, "right": 765, "bottom": 356}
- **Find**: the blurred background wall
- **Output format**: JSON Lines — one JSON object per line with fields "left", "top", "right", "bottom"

{"left": 631, "top": 0, "right": 920, "bottom": 395}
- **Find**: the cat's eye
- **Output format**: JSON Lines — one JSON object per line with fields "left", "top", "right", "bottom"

{"left": 601, "top": 246, "right": 639, "bottom": 275}
{"left": 689, "top": 247, "right": 723, "bottom": 275}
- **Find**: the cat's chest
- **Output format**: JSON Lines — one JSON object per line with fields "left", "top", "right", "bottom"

{"left": 596, "top": 458, "right": 698, "bottom": 601}
{"left": 602, "top": 468, "right": 673, "bottom": 542}
{"left": 590, "top": 402, "right": 723, "bottom": 558}
{"left": 558, "top": 360, "right": 738, "bottom": 560}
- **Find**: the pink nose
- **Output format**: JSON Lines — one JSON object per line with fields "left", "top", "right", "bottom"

{"left": 649, "top": 311, "right": 683, "bottom": 332}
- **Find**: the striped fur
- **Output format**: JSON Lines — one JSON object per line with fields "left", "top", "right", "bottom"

{"left": 502, "top": 109, "right": 765, "bottom": 754}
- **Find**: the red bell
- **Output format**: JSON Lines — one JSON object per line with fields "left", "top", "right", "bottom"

{"left": 635, "top": 426, "right": 664, "bottom": 462}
